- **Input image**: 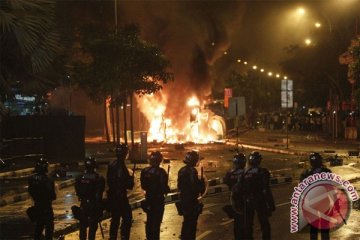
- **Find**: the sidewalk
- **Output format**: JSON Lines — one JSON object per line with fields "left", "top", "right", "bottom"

{"left": 232, "top": 129, "right": 360, "bottom": 157}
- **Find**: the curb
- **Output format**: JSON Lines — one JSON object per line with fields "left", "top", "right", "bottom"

{"left": 270, "top": 176, "right": 292, "bottom": 185}
{"left": 227, "top": 141, "right": 309, "bottom": 156}
{"left": 0, "top": 178, "right": 76, "bottom": 207}
{"left": 207, "top": 176, "right": 293, "bottom": 187}
{"left": 0, "top": 163, "right": 60, "bottom": 180}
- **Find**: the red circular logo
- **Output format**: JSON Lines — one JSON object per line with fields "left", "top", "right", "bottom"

{"left": 301, "top": 182, "right": 351, "bottom": 230}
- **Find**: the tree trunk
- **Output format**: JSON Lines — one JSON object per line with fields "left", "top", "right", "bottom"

{"left": 111, "top": 106, "right": 116, "bottom": 144}
{"left": 116, "top": 105, "right": 120, "bottom": 144}
{"left": 123, "top": 98, "right": 128, "bottom": 145}
{"left": 130, "top": 93, "right": 135, "bottom": 154}
{"left": 104, "top": 98, "right": 110, "bottom": 143}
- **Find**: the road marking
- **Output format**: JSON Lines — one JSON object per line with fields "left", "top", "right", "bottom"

{"left": 202, "top": 210, "right": 214, "bottom": 216}
{"left": 196, "top": 230, "right": 212, "bottom": 240}
{"left": 220, "top": 219, "right": 234, "bottom": 226}
{"left": 276, "top": 202, "right": 290, "bottom": 207}
{"left": 203, "top": 203, "right": 219, "bottom": 209}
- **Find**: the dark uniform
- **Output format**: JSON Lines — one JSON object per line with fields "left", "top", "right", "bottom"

{"left": 241, "top": 151, "right": 275, "bottom": 240}
{"left": 177, "top": 151, "right": 205, "bottom": 240}
{"left": 28, "top": 158, "right": 56, "bottom": 240}
{"left": 75, "top": 157, "right": 105, "bottom": 240}
{"left": 223, "top": 153, "right": 247, "bottom": 240}
{"left": 107, "top": 144, "right": 134, "bottom": 240}
{"left": 300, "top": 152, "right": 331, "bottom": 240}
{"left": 140, "top": 151, "right": 170, "bottom": 240}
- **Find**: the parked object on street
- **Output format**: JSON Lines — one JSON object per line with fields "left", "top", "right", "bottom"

{"left": 329, "top": 155, "right": 343, "bottom": 166}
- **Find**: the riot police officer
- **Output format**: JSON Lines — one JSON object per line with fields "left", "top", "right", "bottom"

{"left": 300, "top": 152, "right": 331, "bottom": 240}
{"left": 107, "top": 143, "right": 134, "bottom": 240}
{"left": 140, "top": 151, "right": 170, "bottom": 240}
{"left": 75, "top": 157, "right": 105, "bottom": 240}
{"left": 241, "top": 151, "right": 275, "bottom": 240}
{"left": 28, "top": 158, "right": 56, "bottom": 240}
{"left": 177, "top": 151, "right": 205, "bottom": 240}
{"left": 223, "top": 153, "right": 247, "bottom": 239}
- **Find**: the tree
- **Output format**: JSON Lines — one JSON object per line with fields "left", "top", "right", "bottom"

{"left": 224, "top": 70, "right": 279, "bottom": 112}
{"left": 74, "top": 24, "right": 173, "bottom": 145}
{"left": 348, "top": 39, "right": 360, "bottom": 109}
{"left": 0, "top": 0, "right": 62, "bottom": 99}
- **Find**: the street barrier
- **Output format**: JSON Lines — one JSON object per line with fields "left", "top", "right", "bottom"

{"left": 0, "top": 163, "right": 60, "bottom": 179}
{"left": 0, "top": 178, "right": 76, "bottom": 207}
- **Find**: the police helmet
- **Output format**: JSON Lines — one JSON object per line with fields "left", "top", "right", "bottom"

{"left": 184, "top": 151, "right": 200, "bottom": 166}
{"left": 149, "top": 151, "right": 163, "bottom": 166}
{"left": 249, "top": 151, "right": 262, "bottom": 166}
{"left": 84, "top": 156, "right": 97, "bottom": 172}
{"left": 115, "top": 143, "right": 129, "bottom": 160}
{"left": 233, "top": 153, "right": 246, "bottom": 167}
{"left": 309, "top": 152, "right": 322, "bottom": 168}
{"left": 35, "top": 158, "right": 49, "bottom": 174}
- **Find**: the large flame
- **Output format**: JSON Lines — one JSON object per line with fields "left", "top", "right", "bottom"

{"left": 136, "top": 92, "right": 225, "bottom": 144}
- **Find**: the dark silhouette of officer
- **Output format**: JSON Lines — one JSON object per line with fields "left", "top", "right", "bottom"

{"left": 223, "top": 153, "right": 247, "bottom": 239}
{"left": 241, "top": 151, "right": 275, "bottom": 240}
{"left": 28, "top": 158, "right": 56, "bottom": 240}
{"left": 140, "top": 151, "right": 170, "bottom": 240}
{"left": 177, "top": 151, "right": 205, "bottom": 240}
{"left": 300, "top": 152, "right": 331, "bottom": 240}
{"left": 75, "top": 157, "right": 105, "bottom": 240}
{"left": 107, "top": 143, "right": 134, "bottom": 240}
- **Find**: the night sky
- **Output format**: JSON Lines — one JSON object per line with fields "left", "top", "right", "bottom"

{"left": 52, "top": 0, "right": 359, "bottom": 132}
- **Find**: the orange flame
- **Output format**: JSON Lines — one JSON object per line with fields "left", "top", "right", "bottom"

{"left": 136, "top": 93, "right": 225, "bottom": 143}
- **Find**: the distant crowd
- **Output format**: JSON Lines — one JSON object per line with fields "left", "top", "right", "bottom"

{"left": 242, "top": 111, "right": 335, "bottom": 133}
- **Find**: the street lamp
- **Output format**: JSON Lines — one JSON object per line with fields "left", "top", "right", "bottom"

{"left": 297, "top": 7, "right": 305, "bottom": 16}
{"left": 314, "top": 22, "right": 322, "bottom": 28}
{"left": 305, "top": 38, "right": 312, "bottom": 45}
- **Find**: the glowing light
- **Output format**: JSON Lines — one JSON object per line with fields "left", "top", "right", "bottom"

{"left": 237, "top": 59, "right": 241, "bottom": 63}
{"left": 224, "top": 51, "right": 228, "bottom": 55}
{"left": 268, "top": 72, "right": 273, "bottom": 76}
{"left": 305, "top": 38, "right": 312, "bottom": 45}
{"left": 260, "top": 69, "right": 264, "bottom": 72}
{"left": 191, "top": 108, "right": 199, "bottom": 116}
{"left": 187, "top": 96, "right": 200, "bottom": 107}
{"left": 244, "top": 61, "right": 248, "bottom": 65}
{"left": 136, "top": 94, "right": 225, "bottom": 144}
{"left": 297, "top": 8, "right": 305, "bottom": 15}
{"left": 284, "top": 76, "right": 288, "bottom": 79}
{"left": 252, "top": 65, "right": 257, "bottom": 70}
{"left": 315, "top": 22, "right": 321, "bottom": 28}
{"left": 276, "top": 74, "right": 280, "bottom": 78}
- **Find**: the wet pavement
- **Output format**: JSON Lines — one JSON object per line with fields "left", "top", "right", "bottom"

{"left": 1, "top": 130, "right": 359, "bottom": 239}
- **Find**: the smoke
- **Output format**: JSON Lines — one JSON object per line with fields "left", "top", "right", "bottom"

{"left": 117, "top": 1, "right": 244, "bottom": 128}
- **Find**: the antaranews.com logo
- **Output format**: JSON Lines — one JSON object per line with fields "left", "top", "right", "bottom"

{"left": 290, "top": 172, "right": 359, "bottom": 233}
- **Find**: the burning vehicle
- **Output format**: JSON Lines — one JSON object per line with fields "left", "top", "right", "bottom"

{"left": 136, "top": 94, "right": 226, "bottom": 144}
